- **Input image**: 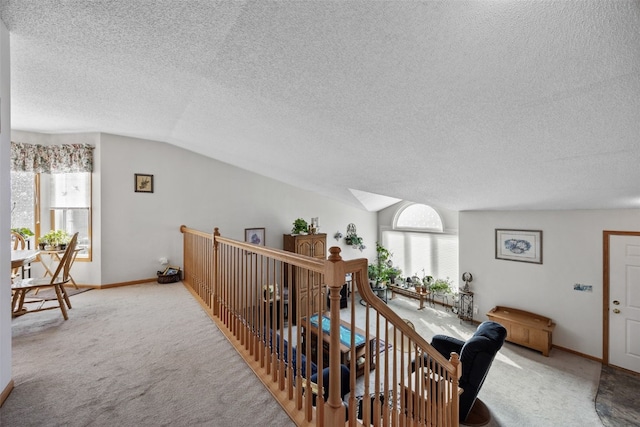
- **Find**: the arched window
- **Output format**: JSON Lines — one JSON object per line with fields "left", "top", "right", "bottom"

{"left": 395, "top": 203, "right": 444, "bottom": 232}
{"left": 384, "top": 203, "right": 457, "bottom": 288}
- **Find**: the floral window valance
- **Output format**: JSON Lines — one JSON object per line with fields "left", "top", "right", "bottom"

{"left": 11, "top": 142, "right": 94, "bottom": 173}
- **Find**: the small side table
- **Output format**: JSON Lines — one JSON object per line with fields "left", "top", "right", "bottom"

{"left": 429, "top": 292, "right": 449, "bottom": 310}
{"left": 360, "top": 284, "right": 388, "bottom": 306}
{"left": 38, "top": 248, "right": 82, "bottom": 289}
{"left": 371, "top": 285, "right": 388, "bottom": 303}
{"left": 458, "top": 290, "right": 474, "bottom": 323}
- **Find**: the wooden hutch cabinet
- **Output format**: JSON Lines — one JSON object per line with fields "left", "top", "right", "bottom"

{"left": 283, "top": 233, "right": 327, "bottom": 323}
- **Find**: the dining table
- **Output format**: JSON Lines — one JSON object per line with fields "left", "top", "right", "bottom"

{"left": 11, "top": 249, "right": 40, "bottom": 270}
{"left": 10, "top": 249, "right": 40, "bottom": 316}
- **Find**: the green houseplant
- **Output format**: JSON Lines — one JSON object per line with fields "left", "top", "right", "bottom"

{"left": 368, "top": 242, "right": 401, "bottom": 286}
{"left": 345, "top": 234, "right": 363, "bottom": 247}
{"left": 420, "top": 269, "right": 433, "bottom": 286}
{"left": 291, "top": 218, "right": 308, "bottom": 235}
{"left": 421, "top": 273, "right": 434, "bottom": 292}
{"left": 11, "top": 227, "right": 34, "bottom": 239}
{"left": 429, "top": 277, "right": 453, "bottom": 295}
{"left": 39, "top": 229, "right": 71, "bottom": 250}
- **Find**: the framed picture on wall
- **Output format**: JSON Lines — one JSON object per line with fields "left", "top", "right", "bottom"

{"left": 245, "top": 228, "right": 265, "bottom": 246}
{"left": 495, "top": 229, "right": 543, "bottom": 264}
{"left": 135, "top": 173, "right": 154, "bottom": 193}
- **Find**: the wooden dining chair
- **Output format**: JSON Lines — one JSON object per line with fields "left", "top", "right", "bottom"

{"left": 10, "top": 231, "right": 27, "bottom": 281}
{"left": 11, "top": 231, "right": 25, "bottom": 250}
{"left": 11, "top": 232, "right": 79, "bottom": 320}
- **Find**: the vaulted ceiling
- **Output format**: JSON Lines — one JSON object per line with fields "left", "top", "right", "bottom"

{"left": 2, "top": 1, "right": 639, "bottom": 212}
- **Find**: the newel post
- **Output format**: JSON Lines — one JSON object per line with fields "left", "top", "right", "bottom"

{"left": 212, "top": 227, "right": 220, "bottom": 316}
{"left": 324, "top": 246, "right": 346, "bottom": 425}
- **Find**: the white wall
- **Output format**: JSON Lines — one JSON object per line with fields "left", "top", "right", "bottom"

{"left": 0, "top": 17, "right": 11, "bottom": 398}
{"left": 11, "top": 132, "right": 377, "bottom": 285}
{"left": 98, "top": 133, "right": 378, "bottom": 284}
{"left": 460, "top": 209, "right": 640, "bottom": 359}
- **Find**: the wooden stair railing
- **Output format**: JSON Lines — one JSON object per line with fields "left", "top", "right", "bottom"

{"left": 180, "top": 225, "right": 461, "bottom": 427}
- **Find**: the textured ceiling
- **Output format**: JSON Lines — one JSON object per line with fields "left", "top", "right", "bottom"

{"left": 2, "top": 1, "right": 640, "bottom": 212}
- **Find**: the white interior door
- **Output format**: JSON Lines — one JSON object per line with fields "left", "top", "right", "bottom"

{"left": 609, "top": 234, "right": 640, "bottom": 373}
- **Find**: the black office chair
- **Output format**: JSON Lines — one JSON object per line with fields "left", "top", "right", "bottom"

{"left": 413, "top": 321, "right": 507, "bottom": 425}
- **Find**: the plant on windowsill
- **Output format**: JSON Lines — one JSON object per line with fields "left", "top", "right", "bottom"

{"left": 38, "top": 229, "right": 71, "bottom": 251}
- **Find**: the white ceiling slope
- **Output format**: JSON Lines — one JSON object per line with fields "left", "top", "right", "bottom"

{"left": 2, "top": 1, "right": 640, "bottom": 212}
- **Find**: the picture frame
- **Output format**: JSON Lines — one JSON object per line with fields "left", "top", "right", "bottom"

{"left": 495, "top": 229, "right": 543, "bottom": 264}
{"left": 245, "top": 228, "right": 265, "bottom": 246}
{"left": 135, "top": 173, "right": 154, "bottom": 193}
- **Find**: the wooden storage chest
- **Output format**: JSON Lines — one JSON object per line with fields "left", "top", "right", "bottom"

{"left": 486, "top": 306, "right": 555, "bottom": 356}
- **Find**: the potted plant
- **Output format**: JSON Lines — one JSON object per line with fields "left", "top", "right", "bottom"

{"left": 291, "top": 218, "right": 309, "bottom": 235}
{"left": 344, "top": 223, "right": 365, "bottom": 250}
{"left": 345, "top": 234, "right": 363, "bottom": 247}
{"left": 414, "top": 268, "right": 433, "bottom": 292}
{"left": 58, "top": 230, "right": 71, "bottom": 249}
{"left": 429, "top": 277, "right": 453, "bottom": 295}
{"left": 39, "top": 229, "right": 71, "bottom": 250}
{"left": 11, "top": 227, "right": 34, "bottom": 239}
{"left": 368, "top": 242, "right": 401, "bottom": 286}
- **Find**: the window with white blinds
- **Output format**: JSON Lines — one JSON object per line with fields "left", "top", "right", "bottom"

{"left": 49, "top": 172, "right": 91, "bottom": 258}
{"left": 382, "top": 230, "right": 459, "bottom": 288}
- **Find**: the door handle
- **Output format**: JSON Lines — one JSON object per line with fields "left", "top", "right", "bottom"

{"left": 613, "top": 300, "right": 620, "bottom": 305}
{"left": 613, "top": 309, "right": 620, "bottom": 314}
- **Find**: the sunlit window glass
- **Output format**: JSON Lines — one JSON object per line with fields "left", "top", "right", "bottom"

{"left": 396, "top": 204, "right": 443, "bottom": 231}
{"left": 50, "top": 172, "right": 91, "bottom": 257}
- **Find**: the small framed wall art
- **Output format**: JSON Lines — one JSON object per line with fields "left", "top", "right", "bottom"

{"left": 495, "top": 229, "right": 543, "bottom": 264}
{"left": 245, "top": 228, "right": 265, "bottom": 246}
{"left": 135, "top": 174, "right": 154, "bottom": 193}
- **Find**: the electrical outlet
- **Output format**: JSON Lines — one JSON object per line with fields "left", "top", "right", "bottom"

{"left": 473, "top": 306, "right": 479, "bottom": 314}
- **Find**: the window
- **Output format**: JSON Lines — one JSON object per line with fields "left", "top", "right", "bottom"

{"left": 10, "top": 171, "right": 92, "bottom": 260}
{"left": 49, "top": 172, "right": 92, "bottom": 258}
{"left": 10, "top": 141, "right": 94, "bottom": 260}
{"left": 382, "top": 230, "right": 458, "bottom": 287}
{"left": 386, "top": 203, "right": 456, "bottom": 286}
{"left": 10, "top": 171, "right": 36, "bottom": 236}
{"left": 395, "top": 203, "right": 443, "bottom": 232}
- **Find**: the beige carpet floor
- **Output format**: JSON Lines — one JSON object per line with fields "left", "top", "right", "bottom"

{"left": 2, "top": 283, "right": 294, "bottom": 427}
{"left": 1, "top": 282, "right": 632, "bottom": 426}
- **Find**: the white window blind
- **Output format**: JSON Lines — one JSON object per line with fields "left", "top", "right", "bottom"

{"left": 382, "top": 230, "right": 458, "bottom": 287}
